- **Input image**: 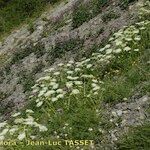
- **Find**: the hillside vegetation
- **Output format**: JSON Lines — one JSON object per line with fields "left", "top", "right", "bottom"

{"left": 0, "top": 0, "right": 60, "bottom": 39}
{"left": 0, "top": 0, "right": 150, "bottom": 150}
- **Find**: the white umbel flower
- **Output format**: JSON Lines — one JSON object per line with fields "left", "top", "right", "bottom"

{"left": 0, "top": 122, "right": 7, "bottom": 129}
{"left": 86, "top": 64, "right": 93, "bottom": 69}
{"left": 88, "top": 128, "right": 93, "bottom": 131}
{"left": 12, "top": 112, "right": 21, "bottom": 117}
{"left": 57, "top": 63, "right": 64, "bottom": 67}
{"left": 66, "top": 82, "right": 73, "bottom": 88}
{"left": 0, "top": 135, "right": 4, "bottom": 140}
{"left": 57, "top": 94, "right": 64, "bottom": 99}
{"left": 14, "top": 118, "right": 24, "bottom": 124}
{"left": 51, "top": 97, "right": 58, "bottom": 102}
{"left": 74, "top": 81, "right": 83, "bottom": 85}
{"left": 44, "top": 68, "right": 54, "bottom": 72}
{"left": 45, "top": 90, "right": 55, "bottom": 97}
{"left": 105, "top": 44, "right": 111, "bottom": 49}
{"left": 68, "top": 60, "right": 74, "bottom": 64}
{"left": 18, "top": 132, "right": 26, "bottom": 141}
{"left": 38, "top": 90, "right": 46, "bottom": 97}
{"left": 134, "top": 36, "right": 141, "bottom": 41}
{"left": 9, "top": 127, "right": 18, "bottom": 135}
{"left": 0, "top": 129, "right": 9, "bottom": 136}
{"left": 114, "top": 48, "right": 122, "bottom": 53}
{"left": 106, "top": 49, "right": 113, "bottom": 54}
{"left": 39, "top": 125, "right": 48, "bottom": 132}
{"left": 56, "top": 89, "right": 64, "bottom": 93}
{"left": 134, "top": 49, "right": 139, "bottom": 52}
{"left": 71, "top": 89, "right": 80, "bottom": 95}
{"left": 67, "top": 76, "right": 79, "bottom": 80}
{"left": 52, "top": 83, "right": 59, "bottom": 90}
{"left": 124, "top": 46, "right": 131, "bottom": 51}
{"left": 54, "top": 72, "right": 60, "bottom": 76}
{"left": 26, "top": 109, "right": 34, "bottom": 113}
{"left": 75, "top": 68, "right": 81, "bottom": 72}
{"left": 93, "top": 86, "right": 100, "bottom": 91}
{"left": 36, "top": 101, "right": 43, "bottom": 107}
{"left": 67, "top": 71, "right": 74, "bottom": 74}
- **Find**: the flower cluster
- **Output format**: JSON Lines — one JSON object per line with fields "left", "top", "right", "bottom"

{"left": 0, "top": 18, "right": 149, "bottom": 144}
{"left": 0, "top": 109, "right": 47, "bottom": 141}
{"left": 138, "top": 0, "right": 150, "bottom": 20}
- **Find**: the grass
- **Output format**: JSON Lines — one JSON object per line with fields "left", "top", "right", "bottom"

{"left": 116, "top": 124, "right": 150, "bottom": 150}
{"left": 102, "top": 11, "right": 120, "bottom": 23}
{"left": 0, "top": 1, "right": 150, "bottom": 150}
{"left": 17, "top": 61, "right": 45, "bottom": 93}
{"left": 0, "top": 18, "right": 149, "bottom": 150}
{"left": 0, "top": 91, "right": 9, "bottom": 101}
{"left": 72, "top": 0, "right": 108, "bottom": 28}
{"left": 120, "top": 0, "right": 137, "bottom": 9}
{"left": 0, "top": 53, "right": 8, "bottom": 65}
{"left": 42, "top": 15, "right": 71, "bottom": 37}
{"left": 0, "top": 42, "right": 44, "bottom": 77}
{"left": 47, "top": 38, "right": 84, "bottom": 63}
{"left": 1, "top": 42, "right": 45, "bottom": 74}
{"left": 18, "top": 72, "right": 35, "bottom": 93}
{"left": 0, "top": 0, "right": 61, "bottom": 40}
{"left": 100, "top": 47, "right": 150, "bottom": 103}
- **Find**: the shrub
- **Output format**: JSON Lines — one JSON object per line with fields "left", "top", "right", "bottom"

{"left": 72, "top": 0, "right": 108, "bottom": 28}
{"left": 11, "top": 42, "right": 45, "bottom": 65}
{"left": 72, "top": 4, "right": 91, "bottom": 29}
{"left": 50, "top": 38, "right": 84, "bottom": 59}
{"left": 120, "top": 0, "right": 137, "bottom": 9}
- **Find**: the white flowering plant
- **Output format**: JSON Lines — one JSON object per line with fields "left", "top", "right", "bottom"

{"left": 0, "top": 2, "right": 149, "bottom": 149}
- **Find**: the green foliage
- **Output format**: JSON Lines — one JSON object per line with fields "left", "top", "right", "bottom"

{"left": 11, "top": 42, "right": 45, "bottom": 65}
{"left": 0, "top": 0, "right": 60, "bottom": 38}
{"left": 116, "top": 124, "right": 150, "bottom": 150}
{"left": 101, "top": 78, "right": 133, "bottom": 103}
{"left": 28, "top": 22, "right": 36, "bottom": 34}
{"left": 139, "top": 1, "right": 150, "bottom": 21}
{"left": 0, "top": 91, "right": 9, "bottom": 100}
{"left": 0, "top": 0, "right": 11, "bottom": 8}
{"left": 72, "top": 4, "right": 91, "bottom": 29}
{"left": 102, "top": 11, "right": 120, "bottom": 23}
{"left": 18, "top": 72, "right": 35, "bottom": 93}
{"left": 120, "top": 0, "right": 137, "bottom": 9}
{"left": 32, "top": 62, "right": 45, "bottom": 74}
{"left": 50, "top": 38, "right": 84, "bottom": 59}
{"left": 72, "top": 0, "right": 108, "bottom": 28}
{"left": 25, "top": 20, "right": 149, "bottom": 147}
{"left": 0, "top": 3, "right": 150, "bottom": 149}
{"left": 46, "top": 0, "right": 60, "bottom": 5}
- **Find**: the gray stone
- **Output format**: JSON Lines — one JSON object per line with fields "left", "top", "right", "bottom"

{"left": 116, "top": 110, "right": 123, "bottom": 116}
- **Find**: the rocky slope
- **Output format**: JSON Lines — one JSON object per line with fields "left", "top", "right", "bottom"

{"left": 0, "top": 0, "right": 140, "bottom": 118}
{"left": 0, "top": 0, "right": 149, "bottom": 149}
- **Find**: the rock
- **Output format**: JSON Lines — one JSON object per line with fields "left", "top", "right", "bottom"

{"left": 116, "top": 110, "right": 123, "bottom": 117}
{"left": 141, "top": 95, "right": 149, "bottom": 102}
{"left": 111, "top": 132, "right": 118, "bottom": 141}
